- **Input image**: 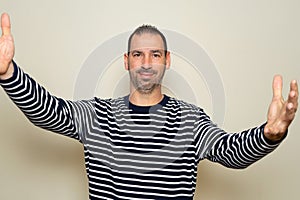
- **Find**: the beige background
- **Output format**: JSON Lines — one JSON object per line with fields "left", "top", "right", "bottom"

{"left": 0, "top": 0, "right": 299, "bottom": 199}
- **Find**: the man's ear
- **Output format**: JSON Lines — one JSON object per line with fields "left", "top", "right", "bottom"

{"left": 165, "top": 51, "right": 171, "bottom": 69}
{"left": 124, "top": 53, "right": 129, "bottom": 70}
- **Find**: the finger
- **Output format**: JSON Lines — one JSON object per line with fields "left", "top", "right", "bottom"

{"left": 272, "top": 75, "right": 283, "bottom": 100}
{"left": 290, "top": 79, "right": 298, "bottom": 97}
{"left": 287, "top": 80, "right": 298, "bottom": 110}
{"left": 1, "top": 13, "right": 11, "bottom": 36}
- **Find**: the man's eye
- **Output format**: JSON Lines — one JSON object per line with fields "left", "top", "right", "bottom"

{"left": 153, "top": 53, "right": 161, "bottom": 58}
{"left": 133, "top": 53, "right": 141, "bottom": 57}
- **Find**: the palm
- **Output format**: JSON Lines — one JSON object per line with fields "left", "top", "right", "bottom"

{"left": 268, "top": 99, "right": 283, "bottom": 122}
{"left": 0, "top": 13, "right": 14, "bottom": 75}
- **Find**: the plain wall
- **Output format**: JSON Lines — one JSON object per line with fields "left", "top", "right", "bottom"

{"left": 0, "top": 0, "right": 299, "bottom": 199}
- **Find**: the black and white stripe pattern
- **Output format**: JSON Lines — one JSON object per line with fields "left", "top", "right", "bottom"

{"left": 0, "top": 62, "right": 282, "bottom": 200}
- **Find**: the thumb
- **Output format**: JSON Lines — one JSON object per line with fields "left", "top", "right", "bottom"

{"left": 1, "top": 13, "right": 11, "bottom": 36}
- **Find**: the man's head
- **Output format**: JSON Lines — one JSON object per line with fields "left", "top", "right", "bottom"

{"left": 124, "top": 25, "right": 170, "bottom": 95}
{"left": 127, "top": 25, "right": 168, "bottom": 55}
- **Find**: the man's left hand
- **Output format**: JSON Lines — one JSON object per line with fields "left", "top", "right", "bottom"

{"left": 264, "top": 75, "right": 298, "bottom": 142}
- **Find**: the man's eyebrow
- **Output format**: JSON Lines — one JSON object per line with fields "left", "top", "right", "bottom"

{"left": 132, "top": 50, "right": 142, "bottom": 53}
{"left": 129, "top": 49, "right": 164, "bottom": 54}
{"left": 130, "top": 50, "right": 142, "bottom": 54}
{"left": 150, "top": 49, "right": 164, "bottom": 54}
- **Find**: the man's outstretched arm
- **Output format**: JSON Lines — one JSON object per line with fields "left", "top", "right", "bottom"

{"left": 0, "top": 13, "right": 92, "bottom": 141}
{"left": 197, "top": 71, "right": 298, "bottom": 169}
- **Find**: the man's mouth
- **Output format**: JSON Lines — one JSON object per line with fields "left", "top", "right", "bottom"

{"left": 137, "top": 69, "right": 157, "bottom": 80}
{"left": 139, "top": 72, "right": 154, "bottom": 78}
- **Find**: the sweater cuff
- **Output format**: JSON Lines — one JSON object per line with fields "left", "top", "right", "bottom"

{"left": 0, "top": 60, "right": 19, "bottom": 85}
{"left": 260, "top": 122, "right": 288, "bottom": 145}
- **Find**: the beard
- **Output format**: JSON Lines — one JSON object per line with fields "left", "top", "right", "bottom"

{"left": 129, "top": 65, "right": 166, "bottom": 94}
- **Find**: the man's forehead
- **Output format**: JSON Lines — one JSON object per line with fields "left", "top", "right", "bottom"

{"left": 130, "top": 33, "right": 165, "bottom": 51}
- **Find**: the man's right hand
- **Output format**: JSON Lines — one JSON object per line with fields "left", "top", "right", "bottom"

{"left": 0, "top": 13, "right": 15, "bottom": 80}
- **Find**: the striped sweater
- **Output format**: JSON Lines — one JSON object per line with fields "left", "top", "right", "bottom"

{"left": 0, "top": 62, "right": 282, "bottom": 199}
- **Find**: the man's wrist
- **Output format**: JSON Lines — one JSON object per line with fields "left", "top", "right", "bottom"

{"left": 262, "top": 124, "right": 288, "bottom": 145}
{"left": 0, "top": 62, "right": 14, "bottom": 80}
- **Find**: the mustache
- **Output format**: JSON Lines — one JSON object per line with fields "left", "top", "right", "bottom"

{"left": 135, "top": 67, "right": 158, "bottom": 74}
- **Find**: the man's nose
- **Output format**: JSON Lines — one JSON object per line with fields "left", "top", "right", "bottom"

{"left": 142, "top": 54, "right": 152, "bottom": 69}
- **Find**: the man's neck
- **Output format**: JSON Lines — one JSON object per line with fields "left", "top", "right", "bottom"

{"left": 129, "top": 88, "right": 164, "bottom": 106}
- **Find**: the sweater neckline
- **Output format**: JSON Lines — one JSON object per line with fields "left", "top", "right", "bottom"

{"left": 124, "top": 95, "right": 169, "bottom": 113}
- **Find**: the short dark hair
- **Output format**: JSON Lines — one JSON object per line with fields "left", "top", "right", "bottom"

{"left": 127, "top": 24, "right": 168, "bottom": 55}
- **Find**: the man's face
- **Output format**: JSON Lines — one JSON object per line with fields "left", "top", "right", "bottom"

{"left": 124, "top": 33, "right": 170, "bottom": 94}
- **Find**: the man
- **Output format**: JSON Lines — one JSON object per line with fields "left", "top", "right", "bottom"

{"left": 0, "top": 13, "right": 298, "bottom": 200}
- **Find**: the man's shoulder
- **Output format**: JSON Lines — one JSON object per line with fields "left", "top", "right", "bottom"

{"left": 166, "top": 96, "right": 203, "bottom": 112}
{"left": 94, "top": 96, "right": 129, "bottom": 109}
{"left": 95, "top": 96, "right": 124, "bottom": 103}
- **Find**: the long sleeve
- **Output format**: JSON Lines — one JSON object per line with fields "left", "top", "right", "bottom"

{"left": 0, "top": 61, "right": 94, "bottom": 141}
{"left": 194, "top": 107, "right": 284, "bottom": 169}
